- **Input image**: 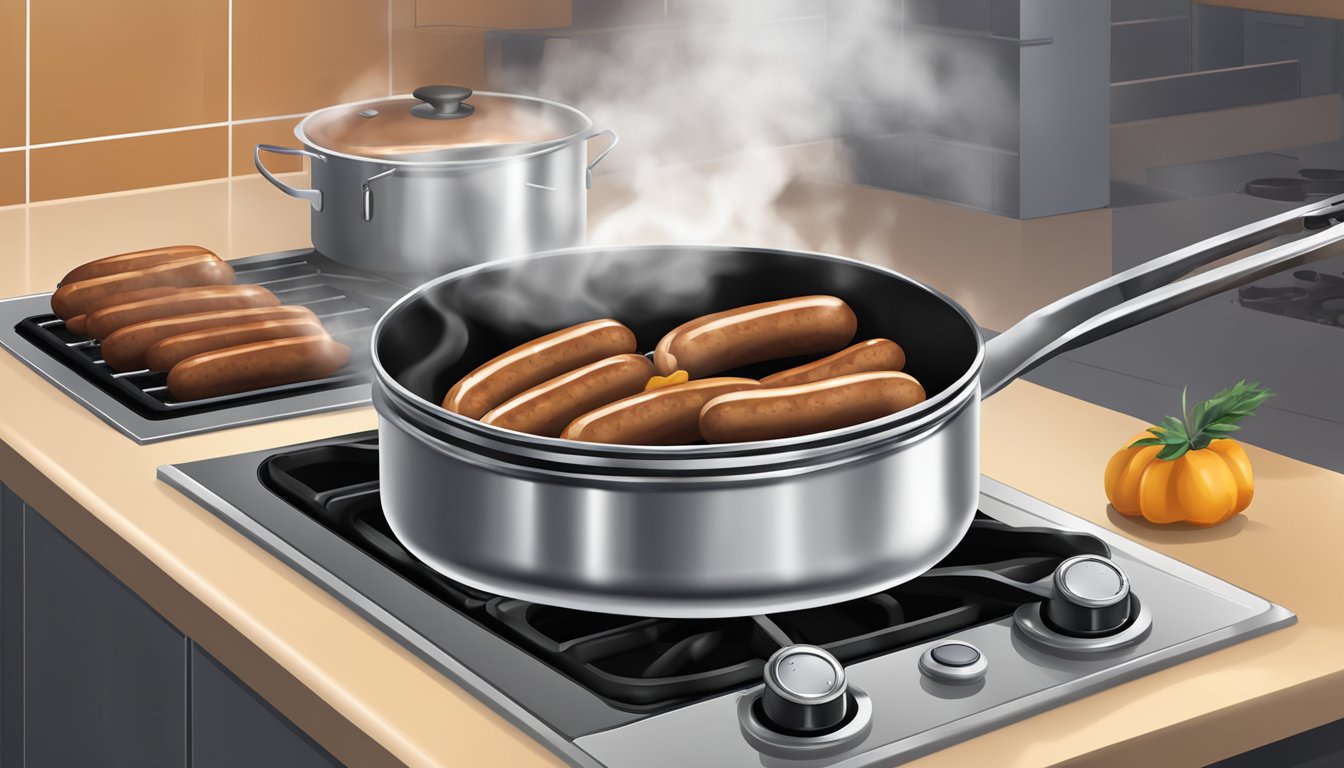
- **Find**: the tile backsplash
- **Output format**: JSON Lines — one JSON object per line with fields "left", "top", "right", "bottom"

{"left": 0, "top": 0, "right": 526, "bottom": 206}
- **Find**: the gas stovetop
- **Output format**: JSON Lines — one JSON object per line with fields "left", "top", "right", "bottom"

{"left": 0, "top": 249, "right": 415, "bottom": 443}
{"left": 159, "top": 433, "right": 1295, "bottom": 767}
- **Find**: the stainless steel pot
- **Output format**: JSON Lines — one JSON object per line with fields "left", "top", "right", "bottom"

{"left": 255, "top": 85, "right": 618, "bottom": 274}
{"left": 371, "top": 194, "right": 1344, "bottom": 618}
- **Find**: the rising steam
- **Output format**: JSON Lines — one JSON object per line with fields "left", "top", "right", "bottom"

{"left": 463, "top": 4, "right": 1014, "bottom": 333}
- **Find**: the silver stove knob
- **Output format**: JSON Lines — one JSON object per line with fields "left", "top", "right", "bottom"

{"left": 1044, "top": 555, "right": 1133, "bottom": 635}
{"left": 761, "top": 645, "right": 848, "bottom": 733}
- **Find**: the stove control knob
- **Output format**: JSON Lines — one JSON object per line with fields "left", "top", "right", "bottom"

{"left": 761, "top": 645, "right": 848, "bottom": 733}
{"left": 1044, "top": 555, "right": 1133, "bottom": 635}
{"left": 918, "top": 641, "right": 987, "bottom": 684}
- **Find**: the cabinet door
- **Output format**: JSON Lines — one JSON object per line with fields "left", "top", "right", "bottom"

{"left": 191, "top": 643, "right": 343, "bottom": 768}
{"left": 23, "top": 506, "right": 188, "bottom": 768}
{"left": 1, "top": 485, "right": 21, "bottom": 767}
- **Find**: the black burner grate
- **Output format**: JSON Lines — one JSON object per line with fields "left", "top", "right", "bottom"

{"left": 259, "top": 436, "right": 1112, "bottom": 714}
{"left": 14, "top": 251, "right": 409, "bottom": 419}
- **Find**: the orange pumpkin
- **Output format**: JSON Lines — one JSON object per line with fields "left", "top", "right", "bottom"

{"left": 1104, "top": 432, "right": 1254, "bottom": 526}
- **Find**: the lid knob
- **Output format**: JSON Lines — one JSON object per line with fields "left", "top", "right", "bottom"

{"left": 411, "top": 85, "right": 475, "bottom": 120}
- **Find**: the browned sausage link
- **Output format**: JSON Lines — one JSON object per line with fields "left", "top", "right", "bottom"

{"left": 653, "top": 296, "right": 858, "bottom": 378}
{"left": 443, "top": 319, "right": 637, "bottom": 419}
{"left": 167, "top": 336, "right": 352, "bottom": 401}
{"left": 86, "top": 284, "right": 280, "bottom": 340}
{"left": 63, "top": 286, "right": 182, "bottom": 336}
{"left": 59, "top": 245, "right": 216, "bottom": 286}
{"left": 481, "top": 354, "right": 654, "bottom": 437}
{"left": 562, "top": 377, "right": 761, "bottom": 445}
{"left": 760, "top": 338, "right": 906, "bottom": 388}
{"left": 50, "top": 255, "right": 235, "bottom": 319}
{"left": 699, "top": 371, "right": 927, "bottom": 443}
{"left": 102, "top": 305, "right": 318, "bottom": 372}
{"left": 146, "top": 317, "right": 327, "bottom": 372}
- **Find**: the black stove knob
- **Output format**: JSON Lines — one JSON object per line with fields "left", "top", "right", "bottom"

{"left": 1043, "top": 555, "right": 1133, "bottom": 636}
{"left": 761, "top": 645, "right": 848, "bottom": 734}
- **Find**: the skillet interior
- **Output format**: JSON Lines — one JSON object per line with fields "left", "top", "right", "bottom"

{"left": 376, "top": 246, "right": 981, "bottom": 417}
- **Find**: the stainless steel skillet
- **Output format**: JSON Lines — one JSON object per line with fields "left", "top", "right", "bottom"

{"left": 371, "top": 193, "right": 1344, "bottom": 618}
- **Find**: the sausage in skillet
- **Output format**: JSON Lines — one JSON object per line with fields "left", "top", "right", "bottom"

{"left": 64, "top": 286, "right": 181, "bottom": 336}
{"left": 481, "top": 353, "right": 653, "bottom": 437}
{"left": 101, "top": 305, "right": 318, "bottom": 371}
{"left": 760, "top": 338, "right": 906, "bottom": 388}
{"left": 146, "top": 317, "right": 327, "bottom": 372}
{"left": 50, "top": 254, "right": 235, "bottom": 319}
{"left": 167, "top": 335, "right": 351, "bottom": 401}
{"left": 562, "top": 377, "right": 760, "bottom": 445}
{"left": 59, "top": 245, "right": 216, "bottom": 286}
{"left": 443, "top": 319, "right": 637, "bottom": 419}
{"left": 653, "top": 295, "right": 857, "bottom": 378}
{"left": 85, "top": 284, "right": 279, "bottom": 340}
{"left": 699, "top": 371, "right": 926, "bottom": 443}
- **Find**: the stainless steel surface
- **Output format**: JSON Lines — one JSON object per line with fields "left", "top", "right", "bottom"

{"left": 738, "top": 687, "right": 874, "bottom": 760}
{"left": 917, "top": 642, "right": 987, "bottom": 685}
{"left": 376, "top": 380, "right": 982, "bottom": 618}
{"left": 574, "top": 480, "right": 1294, "bottom": 768}
{"left": 254, "top": 144, "right": 325, "bottom": 211}
{"left": 0, "top": 250, "right": 393, "bottom": 443}
{"left": 156, "top": 444, "right": 1296, "bottom": 767}
{"left": 370, "top": 198, "right": 1344, "bottom": 618}
{"left": 256, "top": 90, "right": 617, "bottom": 274}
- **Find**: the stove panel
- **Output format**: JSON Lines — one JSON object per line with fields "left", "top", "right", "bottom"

{"left": 159, "top": 435, "right": 1294, "bottom": 768}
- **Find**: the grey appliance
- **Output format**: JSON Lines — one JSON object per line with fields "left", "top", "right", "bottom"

{"left": 159, "top": 433, "right": 1294, "bottom": 767}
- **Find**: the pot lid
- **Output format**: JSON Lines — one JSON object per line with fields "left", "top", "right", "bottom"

{"left": 299, "top": 86, "right": 591, "bottom": 161}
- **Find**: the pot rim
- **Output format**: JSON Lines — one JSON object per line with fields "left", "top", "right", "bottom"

{"left": 370, "top": 244, "right": 987, "bottom": 462}
{"left": 294, "top": 91, "right": 596, "bottom": 168}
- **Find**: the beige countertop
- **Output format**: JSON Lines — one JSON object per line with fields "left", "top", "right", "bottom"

{"left": 0, "top": 175, "right": 1341, "bottom": 767}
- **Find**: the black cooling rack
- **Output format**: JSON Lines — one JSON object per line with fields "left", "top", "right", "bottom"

{"left": 14, "top": 251, "right": 409, "bottom": 420}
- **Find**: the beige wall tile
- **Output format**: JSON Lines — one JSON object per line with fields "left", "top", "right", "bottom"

{"left": 230, "top": 173, "right": 314, "bottom": 258}
{"left": 27, "top": 180, "right": 229, "bottom": 288}
{"left": 0, "top": 0, "right": 23, "bottom": 149}
{"left": 30, "top": 127, "right": 227, "bottom": 202}
{"left": 232, "top": 118, "right": 305, "bottom": 176}
{"left": 391, "top": 0, "right": 486, "bottom": 93}
{"left": 30, "top": 0, "right": 227, "bottom": 144}
{"left": 0, "top": 151, "right": 23, "bottom": 207}
{"left": 415, "top": 0, "right": 570, "bottom": 28}
{"left": 233, "top": 0, "right": 388, "bottom": 120}
{"left": 0, "top": 205, "right": 27, "bottom": 292}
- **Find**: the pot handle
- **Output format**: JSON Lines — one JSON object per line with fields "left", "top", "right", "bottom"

{"left": 585, "top": 129, "right": 619, "bottom": 189}
{"left": 255, "top": 144, "right": 325, "bottom": 212}
{"left": 362, "top": 168, "right": 397, "bottom": 222}
{"left": 982, "top": 193, "right": 1344, "bottom": 397}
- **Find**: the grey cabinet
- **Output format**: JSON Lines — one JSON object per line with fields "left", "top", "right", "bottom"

{"left": 23, "top": 506, "right": 188, "bottom": 768}
{"left": 191, "top": 644, "right": 340, "bottom": 768}
{"left": 0, "top": 484, "right": 341, "bottom": 768}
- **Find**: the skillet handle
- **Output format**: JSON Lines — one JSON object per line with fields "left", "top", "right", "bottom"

{"left": 982, "top": 193, "right": 1344, "bottom": 397}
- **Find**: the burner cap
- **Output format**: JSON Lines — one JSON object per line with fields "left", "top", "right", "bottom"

{"left": 929, "top": 642, "right": 980, "bottom": 667}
